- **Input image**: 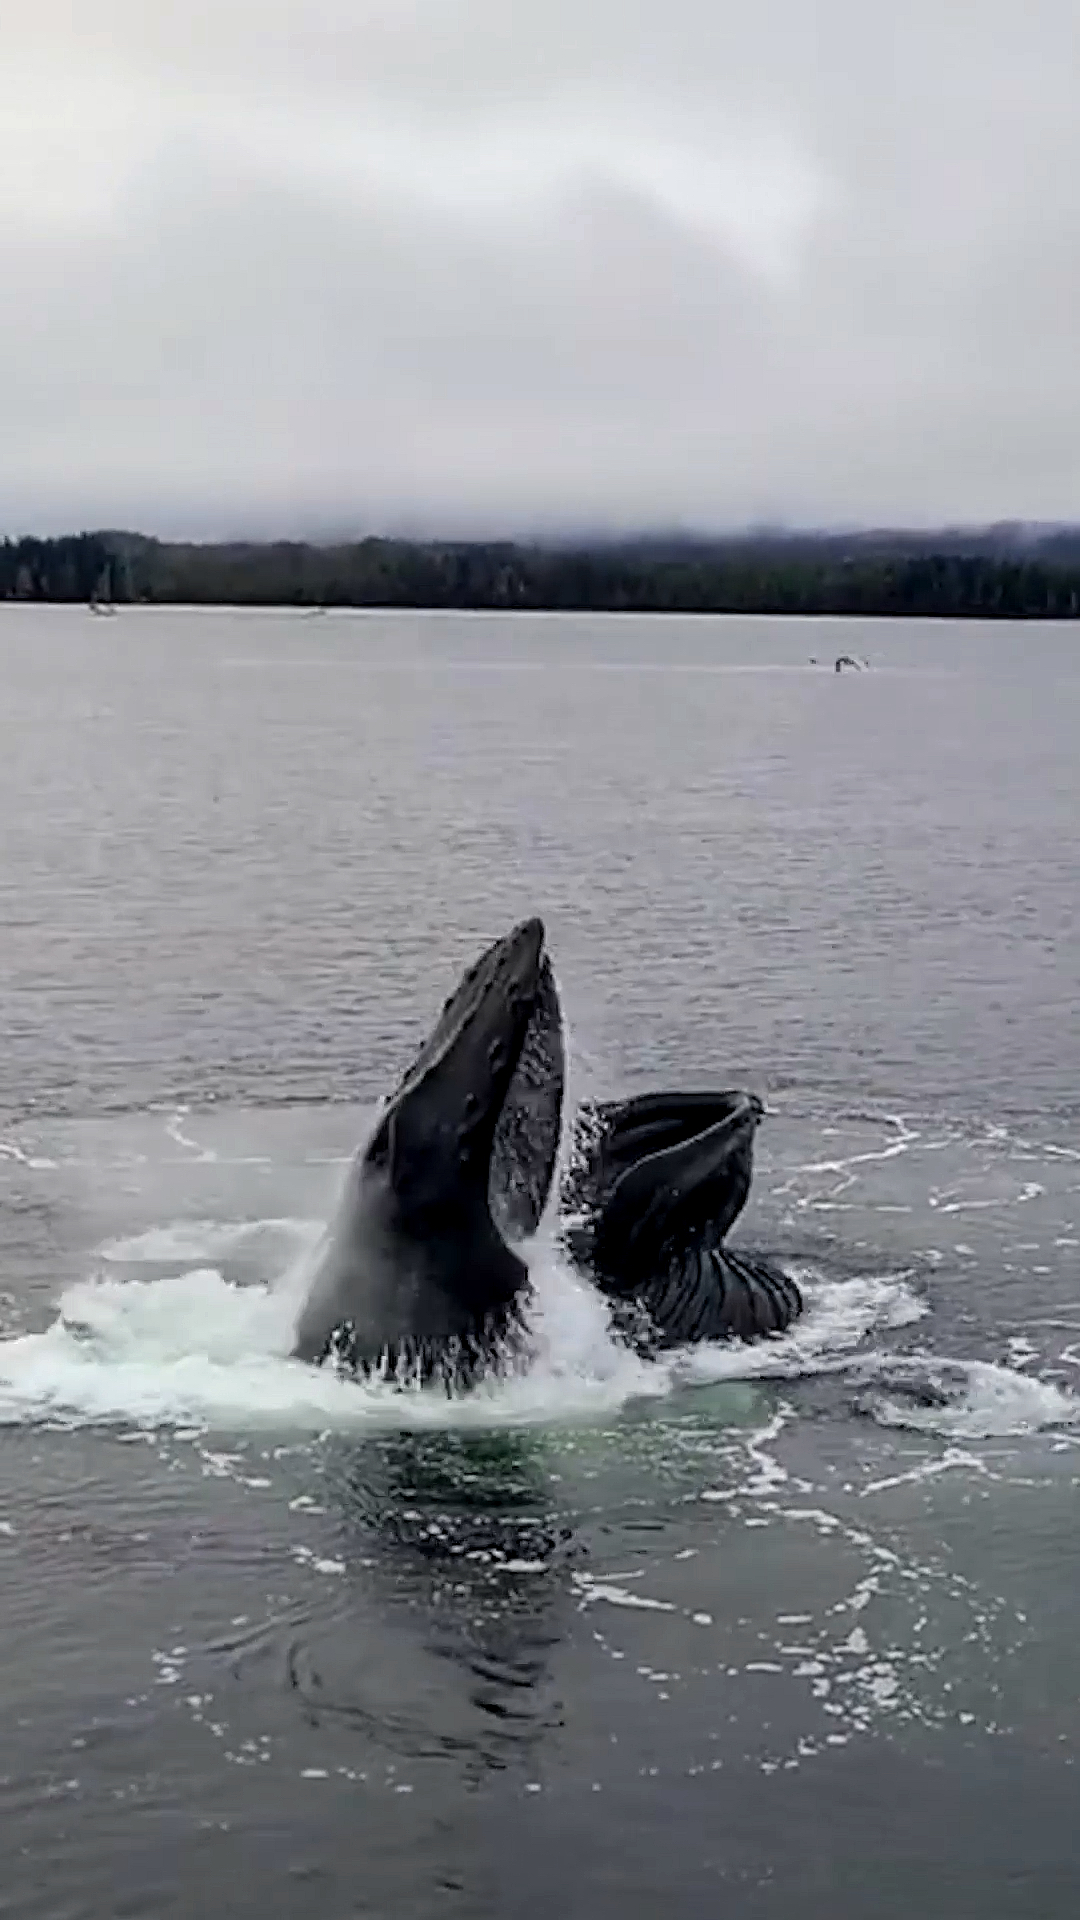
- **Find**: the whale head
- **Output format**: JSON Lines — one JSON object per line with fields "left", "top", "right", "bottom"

{"left": 564, "top": 1089, "right": 765, "bottom": 1287}
{"left": 291, "top": 916, "right": 565, "bottom": 1377}
{"left": 366, "top": 915, "right": 561, "bottom": 1231}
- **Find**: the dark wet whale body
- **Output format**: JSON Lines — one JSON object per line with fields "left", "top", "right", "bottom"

{"left": 291, "top": 916, "right": 565, "bottom": 1386}
{"left": 560, "top": 1090, "right": 802, "bottom": 1348}
{"left": 291, "top": 914, "right": 801, "bottom": 1387}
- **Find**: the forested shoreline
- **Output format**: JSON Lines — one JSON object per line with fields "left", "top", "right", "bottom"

{"left": 3, "top": 527, "right": 1080, "bottom": 619}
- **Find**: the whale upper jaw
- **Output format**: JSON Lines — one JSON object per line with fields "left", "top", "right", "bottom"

{"left": 365, "top": 915, "right": 550, "bottom": 1231}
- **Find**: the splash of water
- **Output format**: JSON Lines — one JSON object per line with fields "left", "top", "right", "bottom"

{"left": 0, "top": 1210, "right": 933, "bottom": 1439}
{"left": 855, "top": 1353, "right": 1080, "bottom": 1439}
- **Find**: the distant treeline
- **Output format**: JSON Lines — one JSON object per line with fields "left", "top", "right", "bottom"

{"left": 4, "top": 526, "right": 1080, "bottom": 618}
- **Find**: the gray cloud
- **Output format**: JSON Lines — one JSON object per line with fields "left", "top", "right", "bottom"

{"left": 3, "top": 1, "right": 1079, "bottom": 536}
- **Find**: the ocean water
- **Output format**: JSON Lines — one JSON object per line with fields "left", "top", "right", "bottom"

{"left": 0, "top": 603, "right": 1078, "bottom": 1918}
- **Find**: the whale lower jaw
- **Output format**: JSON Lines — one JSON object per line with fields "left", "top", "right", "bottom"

{"left": 601, "top": 1248, "right": 803, "bottom": 1353}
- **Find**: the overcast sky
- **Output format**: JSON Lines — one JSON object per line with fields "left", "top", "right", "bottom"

{"left": 3, "top": 1, "right": 1079, "bottom": 539}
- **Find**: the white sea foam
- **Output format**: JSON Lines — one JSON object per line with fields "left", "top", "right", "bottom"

{"left": 0, "top": 1215, "right": 926, "bottom": 1438}
{"left": 860, "top": 1354, "right": 1080, "bottom": 1438}
{"left": 672, "top": 1269, "right": 928, "bottom": 1387}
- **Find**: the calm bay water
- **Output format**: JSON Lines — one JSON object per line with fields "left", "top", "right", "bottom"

{"left": 1, "top": 605, "right": 1078, "bottom": 1917}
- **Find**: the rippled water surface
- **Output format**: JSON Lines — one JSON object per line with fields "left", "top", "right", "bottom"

{"left": 1, "top": 606, "right": 1078, "bottom": 1918}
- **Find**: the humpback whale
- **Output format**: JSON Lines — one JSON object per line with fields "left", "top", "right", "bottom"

{"left": 291, "top": 912, "right": 799, "bottom": 1387}
{"left": 291, "top": 916, "right": 565, "bottom": 1385}
{"left": 559, "top": 1090, "right": 802, "bottom": 1347}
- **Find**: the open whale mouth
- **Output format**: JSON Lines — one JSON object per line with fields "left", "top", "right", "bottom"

{"left": 562, "top": 1089, "right": 766, "bottom": 1282}
{"left": 592, "top": 1091, "right": 762, "bottom": 1173}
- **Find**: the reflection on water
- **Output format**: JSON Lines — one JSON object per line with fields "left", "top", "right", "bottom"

{"left": 289, "top": 1432, "right": 576, "bottom": 1781}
